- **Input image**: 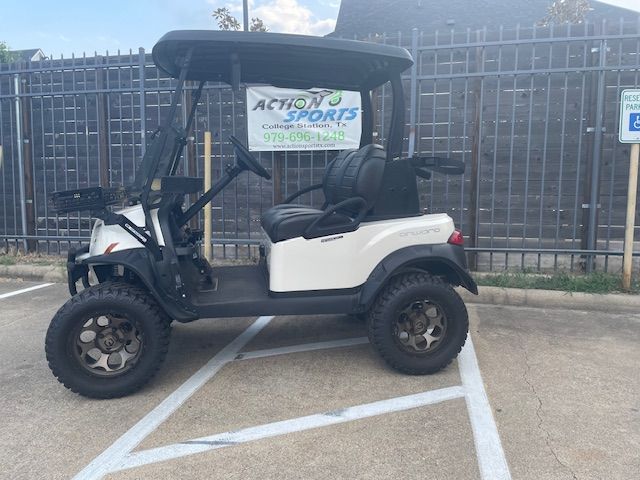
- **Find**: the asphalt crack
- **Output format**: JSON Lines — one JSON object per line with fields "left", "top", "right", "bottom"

{"left": 518, "top": 333, "right": 578, "bottom": 480}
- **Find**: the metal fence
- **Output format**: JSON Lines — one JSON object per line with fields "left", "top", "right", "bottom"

{"left": 1, "top": 21, "right": 639, "bottom": 272}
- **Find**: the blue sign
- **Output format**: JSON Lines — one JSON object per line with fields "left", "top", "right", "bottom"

{"left": 620, "top": 89, "right": 640, "bottom": 143}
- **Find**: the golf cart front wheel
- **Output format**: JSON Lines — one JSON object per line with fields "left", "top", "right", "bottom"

{"left": 368, "top": 272, "right": 468, "bottom": 375}
{"left": 45, "top": 282, "right": 171, "bottom": 399}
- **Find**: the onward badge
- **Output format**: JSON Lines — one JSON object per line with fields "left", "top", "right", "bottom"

{"left": 399, "top": 227, "right": 441, "bottom": 237}
{"left": 320, "top": 235, "right": 344, "bottom": 243}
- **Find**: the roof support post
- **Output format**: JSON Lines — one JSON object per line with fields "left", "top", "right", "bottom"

{"left": 360, "top": 90, "right": 373, "bottom": 147}
{"left": 407, "top": 28, "right": 419, "bottom": 156}
{"left": 387, "top": 73, "right": 405, "bottom": 161}
{"left": 138, "top": 47, "right": 147, "bottom": 156}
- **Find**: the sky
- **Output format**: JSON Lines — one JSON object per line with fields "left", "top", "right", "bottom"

{"left": 2, "top": 0, "right": 639, "bottom": 58}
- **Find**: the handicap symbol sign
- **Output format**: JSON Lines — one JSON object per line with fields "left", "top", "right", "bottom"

{"left": 620, "top": 89, "right": 640, "bottom": 142}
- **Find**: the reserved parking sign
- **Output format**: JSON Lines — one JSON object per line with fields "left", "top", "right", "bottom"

{"left": 619, "top": 89, "right": 640, "bottom": 143}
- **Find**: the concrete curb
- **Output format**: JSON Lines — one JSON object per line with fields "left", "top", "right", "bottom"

{"left": 460, "top": 286, "right": 640, "bottom": 314}
{"left": 0, "top": 264, "right": 638, "bottom": 313}
{"left": 0, "top": 264, "right": 66, "bottom": 283}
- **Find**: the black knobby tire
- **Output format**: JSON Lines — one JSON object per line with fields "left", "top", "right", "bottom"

{"left": 45, "top": 282, "right": 171, "bottom": 399}
{"left": 367, "top": 272, "right": 468, "bottom": 375}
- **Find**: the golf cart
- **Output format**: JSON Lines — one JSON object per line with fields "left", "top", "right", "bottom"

{"left": 46, "top": 31, "right": 478, "bottom": 399}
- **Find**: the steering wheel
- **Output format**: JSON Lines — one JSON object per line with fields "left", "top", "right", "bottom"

{"left": 229, "top": 135, "right": 271, "bottom": 180}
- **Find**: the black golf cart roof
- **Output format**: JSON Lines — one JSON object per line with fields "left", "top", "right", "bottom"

{"left": 152, "top": 30, "right": 413, "bottom": 91}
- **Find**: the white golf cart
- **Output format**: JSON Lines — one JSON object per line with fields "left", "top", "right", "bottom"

{"left": 46, "top": 31, "right": 478, "bottom": 398}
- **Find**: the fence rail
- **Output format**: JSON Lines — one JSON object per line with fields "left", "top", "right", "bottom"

{"left": 1, "top": 20, "right": 639, "bottom": 272}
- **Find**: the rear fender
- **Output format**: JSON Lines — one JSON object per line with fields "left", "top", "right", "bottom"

{"left": 358, "top": 244, "right": 478, "bottom": 309}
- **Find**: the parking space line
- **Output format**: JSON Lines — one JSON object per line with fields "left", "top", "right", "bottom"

{"left": 75, "top": 315, "right": 509, "bottom": 479}
{"left": 458, "top": 335, "right": 512, "bottom": 480}
{"left": 236, "top": 336, "right": 369, "bottom": 361}
{"left": 112, "top": 386, "right": 466, "bottom": 472}
{"left": 0, "top": 283, "right": 53, "bottom": 299}
{"left": 73, "top": 315, "right": 273, "bottom": 480}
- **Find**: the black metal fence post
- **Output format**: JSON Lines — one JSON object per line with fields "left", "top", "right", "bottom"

{"left": 468, "top": 28, "right": 485, "bottom": 271}
{"left": 584, "top": 27, "right": 608, "bottom": 273}
{"left": 96, "top": 56, "right": 111, "bottom": 188}
{"left": 12, "top": 73, "right": 28, "bottom": 252}
{"left": 19, "top": 70, "right": 36, "bottom": 251}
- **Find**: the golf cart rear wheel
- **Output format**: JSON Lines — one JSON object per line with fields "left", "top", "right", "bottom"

{"left": 368, "top": 272, "right": 468, "bottom": 375}
{"left": 45, "top": 282, "right": 171, "bottom": 399}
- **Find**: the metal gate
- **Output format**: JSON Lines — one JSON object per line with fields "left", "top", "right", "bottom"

{"left": 0, "top": 20, "right": 639, "bottom": 271}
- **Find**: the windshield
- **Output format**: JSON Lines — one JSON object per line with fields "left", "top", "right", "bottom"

{"left": 131, "top": 123, "right": 185, "bottom": 194}
{"left": 130, "top": 75, "right": 203, "bottom": 202}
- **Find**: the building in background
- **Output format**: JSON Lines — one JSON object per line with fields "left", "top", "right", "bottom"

{"left": 332, "top": 0, "right": 639, "bottom": 37}
{"left": 8, "top": 48, "right": 46, "bottom": 62}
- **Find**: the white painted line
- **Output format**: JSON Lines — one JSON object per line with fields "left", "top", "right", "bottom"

{"left": 236, "top": 336, "right": 369, "bottom": 361}
{"left": 0, "top": 282, "right": 53, "bottom": 299}
{"left": 73, "top": 315, "right": 273, "bottom": 480}
{"left": 458, "top": 335, "right": 511, "bottom": 480}
{"left": 113, "top": 386, "right": 466, "bottom": 472}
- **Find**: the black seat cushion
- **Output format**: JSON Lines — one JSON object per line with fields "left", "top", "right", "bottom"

{"left": 261, "top": 144, "right": 386, "bottom": 242}
{"left": 261, "top": 206, "right": 351, "bottom": 243}
{"left": 323, "top": 144, "right": 386, "bottom": 215}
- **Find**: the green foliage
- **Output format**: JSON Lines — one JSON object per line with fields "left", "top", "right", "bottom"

{"left": 250, "top": 17, "right": 268, "bottom": 32}
{"left": 0, "top": 251, "right": 65, "bottom": 267}
{"left": 0, "top": 255, "right": 17, "bottom": 266}
{"left": 0, "top": 41, "right": 16, "bottom": 63}
{"left": 476, "top": 271, "right": 639, "bottom": 294}
{"left": 540, "top": 0, "right": 592, "bottom": 26}
{"left": 212, "top": 6, "right": 268, "bottom": 32}
{"left": 213, "top": 7, "right": 241, "bottom": 31}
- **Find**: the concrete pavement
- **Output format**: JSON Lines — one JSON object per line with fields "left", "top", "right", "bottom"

{"left": 0, "top": 279, "right": 638, "bottom": 479}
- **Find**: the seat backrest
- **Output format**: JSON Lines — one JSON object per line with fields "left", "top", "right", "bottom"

{"left": 322, "top": 144, "right": 386, "bottom": 215}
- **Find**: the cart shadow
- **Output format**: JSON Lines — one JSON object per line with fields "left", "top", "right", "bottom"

{"left": 162, "top": 314, "right": 368, "bottom": 368}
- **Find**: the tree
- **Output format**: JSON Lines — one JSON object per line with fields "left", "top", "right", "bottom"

{"left": 250, "top": 17, "right": 268, "bottom": 32}
{"left": 212, "top": 6, "right": 268, "bottom": 32}
{"left": 0, "top": 41, "right": 16, "bottom": 63}
{"left": 213, "top": 7, "right": 241, "bottom": 31}
{"left": 540, "top": 0, "right": 592, "bottom": 26}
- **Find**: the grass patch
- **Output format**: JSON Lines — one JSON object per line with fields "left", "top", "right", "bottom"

{"left": 476, "top": 271, "right": 639, "bottom": 294}
{"left": 0, "top": 252, "right": 65, "bottom": 268}
{"left": 0, "top": 255, "right": 17, "bottom": 266}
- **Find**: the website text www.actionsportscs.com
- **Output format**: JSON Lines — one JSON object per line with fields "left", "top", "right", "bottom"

{"left": 266, "top": 142, "right": 340, "bottom": 150}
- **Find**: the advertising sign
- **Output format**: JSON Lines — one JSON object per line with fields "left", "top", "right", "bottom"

{"left": 246, "top": 86, "right": 361, "bottom": 151}
{"left": 619, "top": 89, "right": 640, "bottom": 143}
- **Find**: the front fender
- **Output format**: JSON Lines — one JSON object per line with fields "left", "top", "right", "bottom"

{"left": 359, "top": 244, "right": 478, "bottom": 309}
{"left": 69, "top": 248, "right": 197, "bottom": 322}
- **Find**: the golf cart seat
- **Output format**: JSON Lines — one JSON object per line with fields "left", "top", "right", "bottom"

{"left": 261, "top": 144, "right": 386, "bottom": 242}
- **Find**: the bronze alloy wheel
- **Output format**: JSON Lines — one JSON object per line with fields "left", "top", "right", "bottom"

{"left": 70, "top": 314, "right": 143, "bottom": 376}
{"left": 394, "top": 299, "right": 447, "bottom": 354}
